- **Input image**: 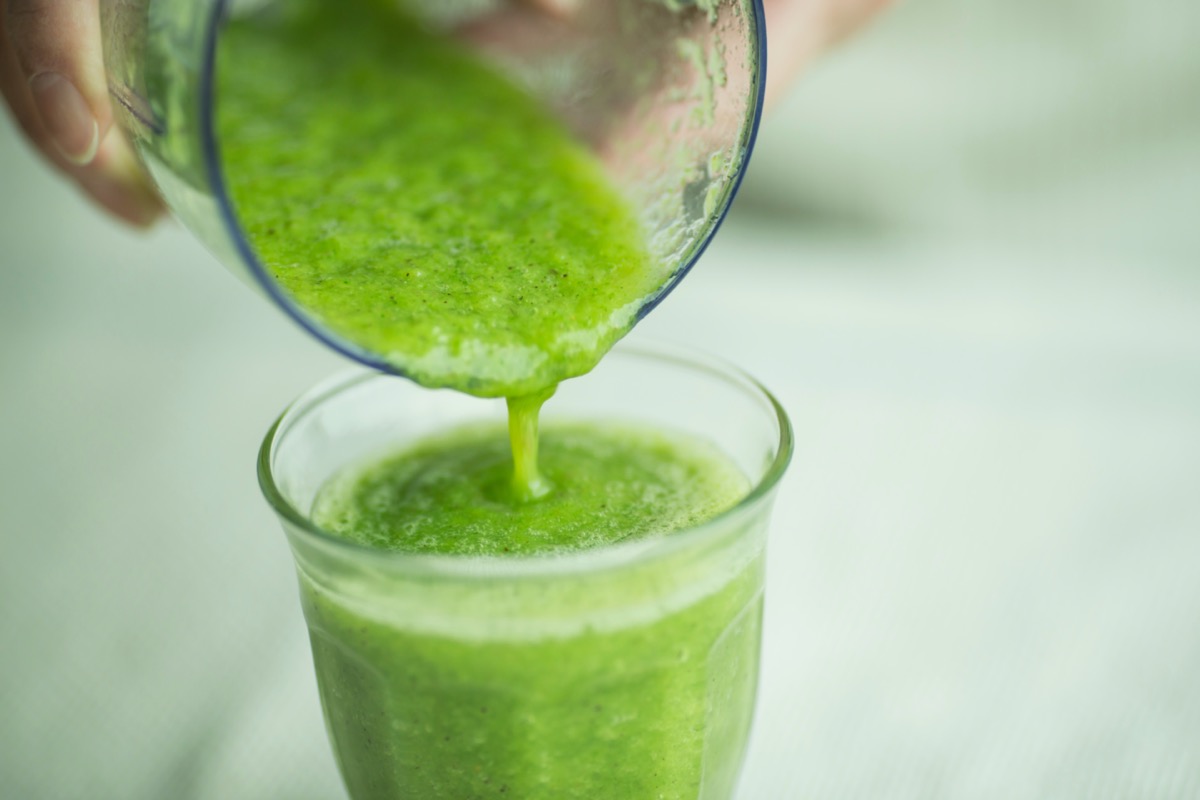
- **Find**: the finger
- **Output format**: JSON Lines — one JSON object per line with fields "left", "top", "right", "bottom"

{"left": 4, "top": 0, "right": 109, "bottom": 165}
{"left": 518, "top": 0, "right": 581, "bottom": 19}
{"left": 823, "top": 0, "right": 894, "bottom": 46}
{"left": 1, "top": 2, "right": 162, "bottom": 227}
{"left": 0, "top": 5, "right": 57, "bottom": 157}
{"left": 74, "top": 131, "right": 165, "bottom": 228}
{"left": 1, "top": 54, "right": 163, "bottom": 229}
{"left": 1, "top": 29, "right": 162, "bottom": 227}
{"left": 763, "top": 0, "right": 893, "bottom": 108}
{"left": 458, "top": 3, "right": 577, "bottom": 55}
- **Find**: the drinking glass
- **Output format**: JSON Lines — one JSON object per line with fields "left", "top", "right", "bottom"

{"left": 258, "top": 341, "right": 792, "bottom": 799}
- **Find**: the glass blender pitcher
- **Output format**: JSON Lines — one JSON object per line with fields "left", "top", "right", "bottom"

{"left": 99, "top": 0, "right": 766, "bottom": 373}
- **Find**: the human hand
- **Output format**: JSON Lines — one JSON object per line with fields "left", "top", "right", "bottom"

{"left": 523, "top": 0, "right": 893, "bottom": 108}
{"left": 0, "top": 0, "right": 887, "bottom": 232}
{"left": 764, "top": 0, "right": 893, "bottom": 107}
{"left": 1, "top": 0, "right": 163, "bottom": 228}
{"left": 472, "top": 0, "right": 892, "bottom": 113}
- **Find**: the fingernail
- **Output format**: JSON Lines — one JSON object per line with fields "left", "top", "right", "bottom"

{"left": 29, "top": 72, "right": 100, "bottom": 166}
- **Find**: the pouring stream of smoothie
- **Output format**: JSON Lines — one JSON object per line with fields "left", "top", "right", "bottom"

{"left": 506, "top": 386, "right": 556, "bottom": 502}
{"left": 234, "top": 5, "right": 768, "bottom": 794}
{"left": 217, "top": 1, "right": 668, "bottom": 495}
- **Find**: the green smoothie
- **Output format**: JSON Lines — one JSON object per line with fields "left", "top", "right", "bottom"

{"left": 225, "top": 3, "right": 769, "bottom": 797}
{"left": 301, "top": 421, "right": 763, "bottom": 799}
{"left": 313, "top": 422, "right": 748, "bottom": 556}
{"left": 217, "top": 1, "right": 662, "bottom": 399}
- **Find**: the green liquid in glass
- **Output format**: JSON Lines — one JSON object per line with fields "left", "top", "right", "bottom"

{"left": 305, "top": 422, "right": 761, "bottom": 799}
{"left": 313, "top": 422, "right": 748, "bottom": 556}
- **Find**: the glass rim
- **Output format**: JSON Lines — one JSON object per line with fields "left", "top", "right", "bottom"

{"left": 257, "top": 340, "right": 793, "bottom": 579}
{"left": 200, "top": 0, "right": 768, "bottom": 380}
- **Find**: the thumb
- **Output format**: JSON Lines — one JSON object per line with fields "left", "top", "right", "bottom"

{"left": 4, "top": 0, "right": 109, "bottom": 165}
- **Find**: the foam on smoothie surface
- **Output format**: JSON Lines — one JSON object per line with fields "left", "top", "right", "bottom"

{"left": 312, "top": 422, "right": 750, "bottom": 556}
{"left": 216, "top": 1, "right": 662, "bottom": 399}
